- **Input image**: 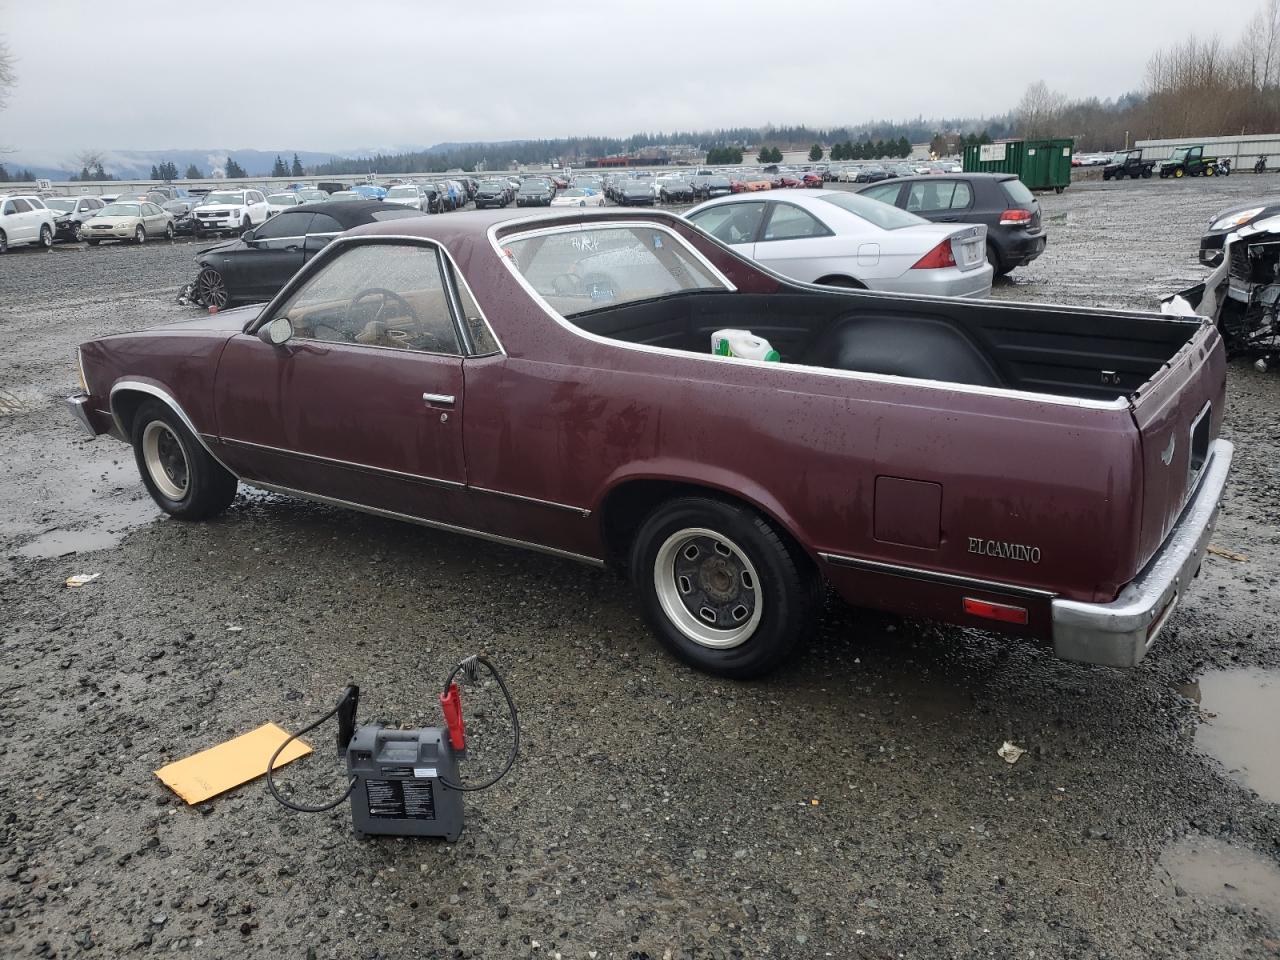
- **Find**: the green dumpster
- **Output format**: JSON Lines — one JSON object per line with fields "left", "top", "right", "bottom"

{"left": 962, "top": 138, "right": 1074, "bottom": 192}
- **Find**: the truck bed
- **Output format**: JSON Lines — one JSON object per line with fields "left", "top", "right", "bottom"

{"left": 570, "top": 288, "right": 1204, "bottom": 402}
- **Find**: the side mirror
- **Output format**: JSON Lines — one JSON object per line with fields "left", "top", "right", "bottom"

{"left": 242, "top": 229, "right": 256, "bottom": 243}
{"left": 259, "top": 317, "right": 294, "bottom": 346}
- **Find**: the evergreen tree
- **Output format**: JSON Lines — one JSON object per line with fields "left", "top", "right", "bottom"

{"left": 185, "top": 163, "right": 203, "bottom": 179}
{"left": 897, "top": 136, "right": 911, "bottom": 157}
{"left": 808, "top": 143, "right": 823, "bottom": 162}
{"left": 770, "top": 146, "right": 783, "bottom": 163}
{"left": 150, "top": 164, "right": 160, "bottom": 180}
{"left": 979, "top": 130, "right": 992, "bottom": 145}
{"left": 0, "top": 164, "right": 8, "bottom": 182}
{"left": 271, "top": 154, "right": 288, "bottom": 178}
{"left": 291, "top": 153, "right": 304, "bottom": 177}
{"left": 225, "top": 158, "right": 248, "bottom": 179}
{"left": 756, "top": 146, "right": 772, "bottom": 164}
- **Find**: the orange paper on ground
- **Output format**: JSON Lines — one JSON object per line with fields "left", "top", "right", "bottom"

{"left": 154, "top": 722, "right": 312, "bottom": 804}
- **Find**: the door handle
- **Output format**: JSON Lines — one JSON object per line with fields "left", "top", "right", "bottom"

{"left": 422, "top": 393, "right": 456, "bottom": 407}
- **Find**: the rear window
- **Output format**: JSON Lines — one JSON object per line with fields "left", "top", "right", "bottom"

{"left": 999, "top": 178, "right": 1035, "bottom": 207}
{"left": 815, "top": 192, "right": 926, "bottom": 230}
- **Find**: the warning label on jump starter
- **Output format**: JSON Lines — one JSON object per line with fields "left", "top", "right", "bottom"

{"left": 365, "top": 777, "right": 436, "bottom": 820}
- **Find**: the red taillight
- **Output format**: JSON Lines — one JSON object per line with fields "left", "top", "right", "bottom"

{"left": 962, "top": 597, "right": 1029, "bottom": 625}
{"left": 911, "top": 239, "right": 956, "bottom": 269}
{"left": 1000, "top": 208, "right": 1033, "bottom": 226}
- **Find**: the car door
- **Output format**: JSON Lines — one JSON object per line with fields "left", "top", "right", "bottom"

{"left": 7, "top": 199, "right": 34, "bottom": 241}
{"left": 212, "top": 238, "right": 471, "bottom": 523}
{"left": 143, "top": 202, "right": 165, "bottom": 235}
{"left": 239, "top": 211, "right": 312, "bottom": 299}
{"left": 750, "top": 201, "right": 840, "bottom": 282}
{"left": 904, "top": 179, "right": 972, "bottom": 224}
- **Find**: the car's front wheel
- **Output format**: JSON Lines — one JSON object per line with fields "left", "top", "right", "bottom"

{"left": 164, "top": 223, "right": 175, "bottom": 240}
{"left": 39, "top": 224, "right": 53, "bottom": 248}
{"left": 131, "top": 400, "right": 237, "bottom": 519}
{"left": 72, "top": 222, "right": 84, "bottom": 242}
{"left": 0, "top": 230, "right": 7, "bottom": 254}
{"left": 630, "top": 496, "right": 818, "bottom": 678}
{"left": 135, "top": 225, "right": 146, "bottom": 244}
{"left": 242, "top": 216, "right": 251, "bottom": 230}
{"left": 195, "top": 267, "right": 229, "bottom": 309}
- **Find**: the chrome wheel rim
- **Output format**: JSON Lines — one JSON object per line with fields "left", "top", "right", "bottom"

{"left": 197, "top": 269, "right": 228, "bottom": 308}
{"left": 653, "top": 527, "right": 762, "bottom": 649}
{"left": 142, "top": 421, "right": 189, "bottom": 500}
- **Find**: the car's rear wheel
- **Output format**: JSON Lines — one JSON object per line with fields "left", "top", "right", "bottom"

{"left": 195, "top": 267, "right": 229, "bottom": 309}
{"left": 986, "top": 242, "right": 1013, "bottom": 277}
{"left": 0, "top": 230, "right": 7, "bottom": 254}
{"left": 630, "top": 497, "right": 818, "bottom": 678}
{"left": 39, "top": 224, "right": 52, "bottom": 248}
{"left": 242, "top": 216, "right": 251, "bottom": 230}
{"left": 135, "top": 226, "right": 146, "bottom": 244}
{"left": 165, "top": 223, "right": 174, "bottom": 240}
{"left": 131, "top": 399, "right": 237, "bottom": 520}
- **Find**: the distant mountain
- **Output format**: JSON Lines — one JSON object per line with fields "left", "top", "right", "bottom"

{"left": 6, "top": 147, "right": 380, "bottom": 180}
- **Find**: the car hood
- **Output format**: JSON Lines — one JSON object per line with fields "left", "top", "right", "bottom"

{"left": 1204, "top": 198, "right": 1280, "bottom": 234}
{"left": 152, "top": 303, "right": 263, "bottom": 334}
{"left": 87, "top": 216, "right": 140, "bottom": 226}
{"left": 197, "top": 204, "right": 244, "bottom": 213}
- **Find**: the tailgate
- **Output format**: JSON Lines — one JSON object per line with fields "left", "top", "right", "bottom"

{"left": 1129, "top": 321, "right": 1227, "bottom": 572}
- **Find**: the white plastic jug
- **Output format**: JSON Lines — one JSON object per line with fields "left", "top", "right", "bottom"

{"left": 711, "top": 329, "right": 780, "bottom": 362}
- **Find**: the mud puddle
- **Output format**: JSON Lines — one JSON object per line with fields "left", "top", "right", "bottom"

{"left": 1176, "top": 668, "right": 1280, "bottom": 804}
{"left": 7, "top": 458, "right": 160, "bottom": 559}
{"left": 1156, "top": 835, "right": 1280, "bottom": 921}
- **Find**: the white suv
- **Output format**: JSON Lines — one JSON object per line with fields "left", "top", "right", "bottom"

{"left": 0, "top": 194, "right": 57, "bottom": 253}
{"left": 192, "top": 189, "right": 270, "bottom": 237}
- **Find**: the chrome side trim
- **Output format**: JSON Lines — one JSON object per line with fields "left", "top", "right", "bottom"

{"left": 817, "top": 551, "right": 1057, "bottom": 600}
{"left": 249, "top": 480, "right": 605, "bottom": 568}
{"left": 108, "top": 380, "right": 239, "bottom": 475}
{"left": 469, "top": 485, "right": 592, "bottom": 517}
{"left": 219, "top": 436, "right": 466, "bottom": 490}
{"left": 485, "top": 215, "right": 1131, "bottom": 412}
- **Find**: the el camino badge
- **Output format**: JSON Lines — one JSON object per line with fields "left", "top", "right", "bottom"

{"left": 968, "top": 538, "right": 1042, "bottom": 563}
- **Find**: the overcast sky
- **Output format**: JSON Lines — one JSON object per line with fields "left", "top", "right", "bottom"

{"left": 0, "top": 0, "right": 1263, "bottom": 160}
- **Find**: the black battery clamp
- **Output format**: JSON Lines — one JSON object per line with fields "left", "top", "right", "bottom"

{"left": 265, "top": 655, "right": 519, "bottom": 840}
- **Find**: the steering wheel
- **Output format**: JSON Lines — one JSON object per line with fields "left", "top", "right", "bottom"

{"left": 345, "top": 287, "right": 419, "bottom": 330}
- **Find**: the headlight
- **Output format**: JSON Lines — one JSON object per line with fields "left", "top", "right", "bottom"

{"left": 1211, "top": 207, "right": 1264, "bottom": 231}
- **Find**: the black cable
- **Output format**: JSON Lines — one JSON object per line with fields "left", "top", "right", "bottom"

{"left": 436, "top": 655, "right": 520, "bottom": 793}
{"left": 265, "top": 695, "right": 358, "bottom": 813}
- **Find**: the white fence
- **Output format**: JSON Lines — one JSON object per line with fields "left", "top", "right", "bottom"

{"left": 1135, "top": 133, "right": 1280, "bottom": 162}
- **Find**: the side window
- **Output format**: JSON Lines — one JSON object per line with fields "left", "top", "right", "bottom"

{"left": 761, "top": 203, "right": 830, "bottom": 241}
{"left": 687, "top": 201, "right": 765, "bottom": 245}
{"left": 907, "top": 181, "right": 958, "bottom": 213}
{"left": 453, "top": 271, "right": 499, "bottom": 354}
{"left": 862, "top": 183, "right": 901, "bottom": 205}
{"left": 307, "top": 214, "right": 342, "bottom": 235}
{"left": 2, "top": 201, "right": 13, "bottom": 216}
{"left": 145, "top": 203, "right": 161, "bottom": 216}
{"left": 276, "top": 243, "right": 461, "bottom": 355}
{"left": 28, "top": 198, "right": 46, "bottom": 209}
{"left": 11, "top": 199, "right": 31, "bottom": 213}
{"left": 949, "top": 182, "right": 973, "bottom": 209}
{"left": 255, "top": 212, "right": 312, "bottom": 240}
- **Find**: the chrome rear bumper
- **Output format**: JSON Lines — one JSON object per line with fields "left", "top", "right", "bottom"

{"left": 1051, "top": 439, "right": 1233, "bottom": 668}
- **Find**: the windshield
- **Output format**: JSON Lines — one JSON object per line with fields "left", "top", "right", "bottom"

{"left": 45, "top": 199, "right": 77, "bottom": 212}
{"left": 1170, "top": 148, "right": 1190, "bottom": 161}
{"left": 561, "top": 189, "right": 588, "bottom": 197}
{"left": 296, "top": 190, "right": 327, "bottom": 201}
{"left": 163, "top": 201, "right": 190, "bottom": 213}
{"left": 817, "top": 192, "right": 926, "bottom": 230}
{"left": 480, "top": 181, "right": 506, "bottom": 191}
{"left": 100, "top": 203, "right": 141, "bottom": 217}
{"left": 519, "top": 182, "right": 548, "bottom": 192}
{"left": 205, "top": 191, "right": 246, "bottom": 205}
{"left": 387, "top": 187, "right": 418, "bottom": 197}
{"left": 709, "top": 177, "right": 731, "bottom": 187}
{"left": 267, "top": 194, "right": 296, "bottom": 205}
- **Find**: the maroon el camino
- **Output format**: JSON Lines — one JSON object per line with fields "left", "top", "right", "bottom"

{"left": 67, "top": 209, "right": 1232, "bottom": 678}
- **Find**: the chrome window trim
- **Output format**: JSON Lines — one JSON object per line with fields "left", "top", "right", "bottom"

{"left": 219, "top": 436, "right": 465, "bottom": 490}
{"left": 108, "top": 380, "right": 239, "bottom": 476}
{"left": 485, "top": 216, "right": 1150, "bottom": 411}
{"left": 469, "top": 485, "right": 592, "bottom": 517}
{"left": 249, "top": 480, "right": 604, "bottom": 568}
{"left": 817, "top": 551, "right": 1057, "bottom": 600}
{"left": 247, "top": 233, "right": 505, "bottom": 359}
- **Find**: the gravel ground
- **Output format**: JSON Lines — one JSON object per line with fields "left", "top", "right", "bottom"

{"left": 1, "top": 178, "right": 1279, "bottom": 960}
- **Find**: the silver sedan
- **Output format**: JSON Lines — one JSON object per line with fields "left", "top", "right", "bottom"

{"left": 685, "top": 190, "right": 992, "bottom": 298}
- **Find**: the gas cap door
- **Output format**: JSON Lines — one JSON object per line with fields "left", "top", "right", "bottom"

{"left": 857, "top": 243, "right": 880, "bottom": 267}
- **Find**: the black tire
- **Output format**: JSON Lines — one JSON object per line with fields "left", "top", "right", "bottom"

{"left": 86, "top": 238, "right": 100, "bottom": 246}
{"left": 135, "top": 225, "right": 146, "bottom": 244}
{"left": 39, "top": 224, "right": 52, "bottom": 249}
{"left": 986, "top": 242, "right": 1012, "bottom": 277}
{"left": 72, "top": 222, "right": 84, "bottom": 242}
{"left": 195, "top": 267, "right": 229, "bottom": 309}
{"left": 130, "top": 399, "right": 237, "bottom": 520}
{"left": 629, "top": 496, "right": 818, "bottom": 678}
{"left": 242, "top": 216, "right": 251, "bottom": 230}
{"left": 0, "top": 230, "right": 7, "bottom": 254}
{"left": 164, "top": 223, "right": 174, "bottom": 240}
{"left": 1142, "top": 168, "right": 1153, "bottom": 178}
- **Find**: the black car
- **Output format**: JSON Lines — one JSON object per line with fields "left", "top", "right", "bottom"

{"left": 474, "top": 180, "right": 511, "bottom": 209}
{"left": 659, "top": 178, "right": 694, "bottom": 203}
{"left": 43, "top": 196, "right": 105, "bottom": 242}
{"left": 858, "top": 173, "right": 1047, "bottom": 277}
{"left": 163, "top": 199, "right": 201, "bottom": 236}
{"left": 516, "top": 179, "right": 556, "bottom": 207}
{"left": 694, "top": 176, "right": 732, "bottom": 201}
{"left": 186, "top": 200, "right": 425, "bottom": 308}
{"left": 1197, "top": 197, "right": 1280, "bottom": 266}
{"left": 618, "top": 180, "right": 656, "bottom": 206}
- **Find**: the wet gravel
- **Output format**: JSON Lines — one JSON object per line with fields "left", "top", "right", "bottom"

{"left": 2, "top": 177, "right": 1279, "bottom": 959}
